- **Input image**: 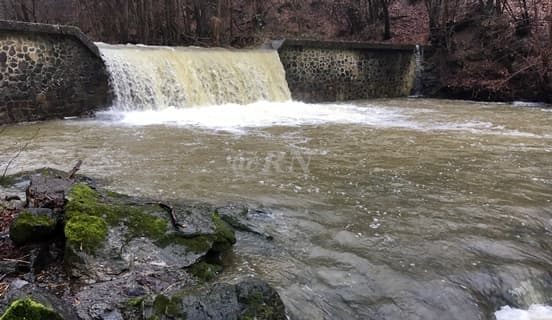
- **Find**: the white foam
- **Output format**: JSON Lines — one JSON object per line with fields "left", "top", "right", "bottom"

{"left": 512, "top": 101, "right": 549, "bottom": 108}
{"left": 93, "top": 101, "right": 550, "bottom": 138}
{"left": 424, "top": 121, "right": 548, "bottom": 138}
{"left": 96, "top": 101, "right": 415, "bottom": 132}
{"left": 495, "top": 305, "right": 552, "bottom": 320}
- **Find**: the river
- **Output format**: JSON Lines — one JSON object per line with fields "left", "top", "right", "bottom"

{"left": 0, "top": 98, "right": 551, "bottom": 319}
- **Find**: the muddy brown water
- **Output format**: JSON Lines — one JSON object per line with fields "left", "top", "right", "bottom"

{"left": 0, "top": 98, "right": 551, "bottom": 319}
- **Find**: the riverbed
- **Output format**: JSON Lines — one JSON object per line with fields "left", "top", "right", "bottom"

{"left": 0, "top": 98, "right": 551, "bottom": 319}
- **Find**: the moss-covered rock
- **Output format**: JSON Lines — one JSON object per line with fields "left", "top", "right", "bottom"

{"left": 212, "top": 211, "right": 237, "bottom": 253}
{"left": 0, "top": 175, "right": 15, "bottom": 187}
{"left": 154, "top": 211, "right": 236, "bottom": 255}
{"left": 62, "top": 184, "right": 238, "bottom": 281}
{"left": 241, "top": 291, "right": 283, "bottom": 320}
{"left": 64, "top": 184, "right": 170, "bottom": 253}
{"left": 236, "top": 278, "right": 286, "bottom": 320}
{"left": 66, "top": 184, "right": 169, "bottom": 238}
{"left": 0, "top": 299, "right": 64, "bottom": 320}
{"left": 64, "top": 214, "right": 108, "bottom": 252}
{"left": 9, "top": 209, "right": 57, "bottom": 246}
{"left": 143, "top": 278, "right": 286, "bottom": 320}
{"left": 156, "top": 233, "right": 215, "bottom": 253}
{"left": 151, "top": 294, "right": 183, "bottom": 319}
{"left": 188, "top": 261, "right": 223, "bottom": 282}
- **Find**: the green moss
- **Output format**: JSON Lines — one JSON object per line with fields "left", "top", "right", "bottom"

{"left": 104, "top": 189, "right": 128, "bottom": 199}
{"left": 0, "top": 175, "right": 15, "bottom": 187}
{"left": 212, "top": 211, "right": 236, "bottom": 253}
{"left": 65, "top": 184, "right": 121, "bottom": 223}
{"left": 240, "top": 292, "right": 279, "bottom": 320}
{"left": 155, "top": 212, "right": 236, "bottom": 254}
{"left": 0, "top": 299, "right": 63, "bottom": 320}
{"left": 64, "top": 185, "right": 169, "bottom": 251}
{"left": 127, "top": 210, "right": 168, "bottom": 240}
{"left": 64, "top": 214, "right": 108, "bottom": 252}
{"left": 64, "top": 186, "right": 235, "bottom": 256}
{"left": 15, "top": 211, "right": 54, "bottom": 226}
{"left": 152, "top": 295, "right": 169, "bottom": 315}
{"left": 67, "top": 184, "right": 99, "bottom": 205}
{"left": 151, "top": 295, "right": 182, "bottom": 319}
{"left": 188, "top": 261, "right": 222, "bottom": 282}
{"left": 65, "top": 184, "right": 103, "bottom": 220}
{"left": 126, "top": 297, "right": 145, "bottom": 307}
{"left": 156, "top": 233, "right": 215, "bottom": 253}
{"left": 9, "top": 210, "right": 57, "bottom": 245}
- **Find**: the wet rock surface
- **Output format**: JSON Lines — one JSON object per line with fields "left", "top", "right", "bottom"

{"left": 0, "top": 280, "right": 76, "bottom": 320}
{"left": 26, "top": 175, "right": 73, "bottom": 210}
{"left": 141, "top": 278, "right": 286, "bottom": 320}
{"left": 0, "top": 168, "right": 285, "bottom": 320}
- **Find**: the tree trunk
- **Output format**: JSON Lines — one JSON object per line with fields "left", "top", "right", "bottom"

{"left": 121, "top": 0, "right": 129, "bottom": 43}
{"left": 145, "top": 0, "right": 152, "bottom": 43}
{"left": 381, "top": 0, "right": 391, "bottom": 40}
{"left": 549, "top": 0, "right": 552, "bottom": 47}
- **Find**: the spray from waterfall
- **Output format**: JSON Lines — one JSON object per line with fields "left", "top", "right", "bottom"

{"left": 97, "top": 43, "right": 291, "bottom": 110}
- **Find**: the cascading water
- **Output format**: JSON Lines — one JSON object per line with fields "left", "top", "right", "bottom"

{"left": 97, "top": 43, "right": 291, "bottom": 110}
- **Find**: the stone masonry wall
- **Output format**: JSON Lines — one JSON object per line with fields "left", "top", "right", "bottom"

{"left": 277, "top": 40, "right": 417, "bottom": 102}
{"left": 0, "top": 20, "right": 110, "bottom": 124}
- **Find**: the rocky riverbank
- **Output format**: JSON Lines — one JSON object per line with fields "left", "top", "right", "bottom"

{"left": 0, "top": 167, "right": 285, "bottom": 320}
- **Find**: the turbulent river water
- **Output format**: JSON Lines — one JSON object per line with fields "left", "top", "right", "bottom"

{"left": 0, "top": 98, "right": 551, "bottom": 319}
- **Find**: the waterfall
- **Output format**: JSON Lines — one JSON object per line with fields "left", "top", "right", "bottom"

{"left": 97, "top": 43, "right": 291, "bottom": 110}
{"left": 413, "top": 44, "right": 424, "bottom": 97}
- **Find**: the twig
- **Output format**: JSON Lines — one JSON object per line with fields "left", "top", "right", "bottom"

{"left": 158, "top": 203, "right": 187, "bottom": 230}
{"left": 161, "top": 277, "right": 189, "bottom": 295}
{"left": 499, "top": 61, "right": 540, "bottom": 85}
{"left": 67, "top": 160, "right": 83, "bottom": 180}
{"left": 0, "top": 283, "right": 9, "bottom": 298}
{"left": 1, "top": 128, "right": 40, "bottom": 180}
{"left": 0, "top": 273, "right": 5, "bottom": 281}
{"left": 2, "top": 258, "right": 30, "bottom": 264}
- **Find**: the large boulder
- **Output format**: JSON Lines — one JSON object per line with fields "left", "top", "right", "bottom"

{"left": 62, "top": 184, "right": 237, "bottom": 280}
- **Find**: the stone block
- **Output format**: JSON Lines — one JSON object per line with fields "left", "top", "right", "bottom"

{"left": 0, "top": 20, "right": 111, "bottom": 124}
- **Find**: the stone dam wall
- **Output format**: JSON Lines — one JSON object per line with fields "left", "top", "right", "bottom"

{"left": 0, "top": 20, "right": 110, "bottom": 124}
{"left": 276, "top": 40, "right": 417, "bottom": 102}
{"left": 0, "top": 21, "right": 421, "bottom": 124}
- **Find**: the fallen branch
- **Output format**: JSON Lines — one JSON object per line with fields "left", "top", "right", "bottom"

{"left": 2, "top": 258, "right": 30, "bottom": 264}
{"left": 67, "top": 160, "right": 83, "bottom": 180}
{"left": 499, "top": 61, "right": 541, "bottom": 85}
{"left": 157, "top": 203, "right": 187, "bottom": 231}
{"left": 0, "top": 283, "right": 8, "bottom": 298}
{"left": 161, "top": 278, "right": 189, "bottom": 295}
